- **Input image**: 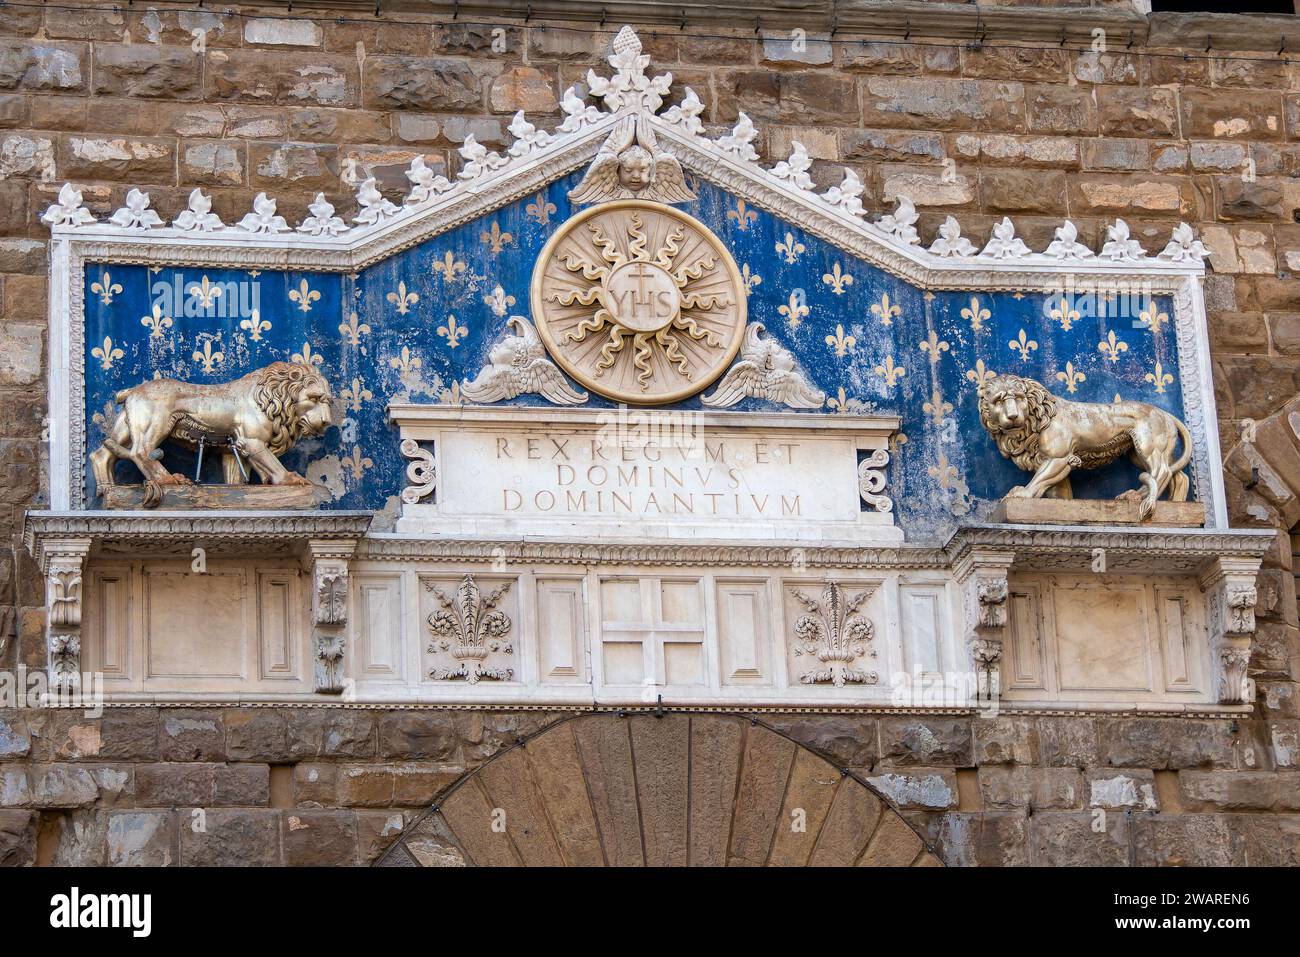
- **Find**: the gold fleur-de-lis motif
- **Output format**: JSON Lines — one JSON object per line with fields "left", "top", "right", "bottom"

{"left": 1139, "top": 302, "right": 1169, "bottom": 334}
{"left": 339, "top": 312, "right": 370, "bottom": 346}
{"left": 192, "top": 338, "right": 224, "bottom": 373}
{"left": 1097, "top": 330, "right": 1128, "bottom": 363}
{"left": 777, "top": 291, "right": 809, "bottom": 330}
{"left": 923, "top": 389, "right": 954, "bottom": 427}
{"left": 292, "top": 341, "right": 323, "bottom": 367}
{"left": 439, "top": 380, "right": 463, "bottom": 406}
{"left": 187, "top": 275, "right": 222, "bottom": 310}
{"left": 1049, "top": 298, "right": 1080, "bottom": 332}
{"left": 825, "top": 323, "right": 856, "bottom": 357}
{"left": 961, "top": 296, "right": 991, "bottom": 332}
{"left": 289, "top": 278, "right": 321, "bottom": 313}
{"left": 825, "top": 388, "right": 868, "bottom": 414}
{"left": 91, "top": 271, "right": 123, "bottom": 306}
{"left": 1055, "top": 362, "right": 1087, "bottom": 393}
{"left": 340, "top": 377, "right": 373, "bottom": 411}
{"left": 483, "top": 284, "right": 516, "bottom": 317}
{"left": 432, "top": 251, "right": 467, "bottom": 281}
{"left": 822, "top": 263, "right": 855, "bottom": 295}
{"left": 1144, "top": 361, "right": 1174, "bottom": 394}
{"left": 739, "top": 264, "right": 762, "bottom": 296}
{"left": 438, "top": 314, "right": 465, "bottom": 348}
{"left": 874, "top": 356, "right": 906, "bottom": 390}
{"left": 239, "top": 309, "right": 271, "bottom": 341}
{"left": 387, "top": 280, "right": 419, "bottom": 315}
{"left": 140, "top": 304, "right": 172, "bottom": 340}
{"left": 389, "top": 345, "right": 423, "bottom": 379}
{"left": 919, "top": 330, "right": 950, "bottom": 364}
{"left": 728, "top": 199, "right": 758, "bottom": 231}
{"left": 775, "top": 232, "right": 805, "bottom": 264}
{"left": 1008, "top": 329, "right": 1038, "bottom": 362}
{"left": 928, "top": 452, "right": 963, "bottom": 493}
{"left": 91, "top": 336, "right": 124, "bottom": 370}
{"left": 965, "top": 359, "right": 996, "bottom": 390}
{"left": 480, "top": 220, "right": 514, "bottom": 254}
{"left": 526, "top": 193, "right": 557, "bottom": 225}
{"left": 870, "top": 293, "right": 901, "bottom": 327}
{"left": 341, "top": 445, "right": 373, "bottom": 482}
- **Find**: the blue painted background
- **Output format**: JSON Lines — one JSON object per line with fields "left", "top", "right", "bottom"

{"left": 84, "top": 171, "right": 1189, "bottom": 541}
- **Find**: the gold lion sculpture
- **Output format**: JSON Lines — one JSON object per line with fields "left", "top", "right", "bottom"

{"left": 91, "top": 361, "right": 333, "bottom": 507}
{"left": 977, "top": 372, "right": 1192, "bottom": 517}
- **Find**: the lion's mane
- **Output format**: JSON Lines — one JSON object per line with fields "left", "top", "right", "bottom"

{"left": 252, "top": 361, "right": 329, "bottom": 456}
{"left": 977, "top": 373, "right": 1059, "bottom": 472}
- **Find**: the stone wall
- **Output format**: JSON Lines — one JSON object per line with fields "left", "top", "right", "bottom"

{"left": 0, "top": 707, "right": 1296, "bottom": 865}
{"left": 0, "top": 0, "right": 1298, "bottom": 865}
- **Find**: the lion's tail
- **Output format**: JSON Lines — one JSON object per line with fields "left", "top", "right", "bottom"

{"left": 1168, "top": 415, "right": 1193, "bottom": 502}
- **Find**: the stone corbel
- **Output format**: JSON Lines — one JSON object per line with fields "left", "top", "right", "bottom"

{"left": 953, "top": 547, "right": 1015, "bottom": 703}
{"left": 1200, "top": 556, "right": 1263, "bottom": 706}
{"left": 306, "top": 538, "right": 357, "bottom": 695}
{"left": 38, "top": 537, "right": 91, "bottom": 698}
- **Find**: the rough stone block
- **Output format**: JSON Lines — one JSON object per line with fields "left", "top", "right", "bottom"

{"left": 159, "top": 710, "right": 225, "bottom": 762}
{"left": 1031, "top": 811, "right": 1130, "bottom": 866}
{"left": 107, "top": 810, "right": 176, "bottom": 866}
{"left": 880, "top": 717, "right": 973, "bottom": 767}
{"left": 179, "top": 809, "right": 280, "bottom": 866}
{"left": 283, "top": 810, "right": 358, "bottom": 866}
{"left": 979, "top": 766, "right": 1083, "bottom": 810}
{"left": 0, "top": 809, "right": 35, "bottom": 865}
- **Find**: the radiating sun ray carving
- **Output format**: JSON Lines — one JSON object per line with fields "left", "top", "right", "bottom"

{"left": 532, "top": 202, "right": 746, "bottom": 404}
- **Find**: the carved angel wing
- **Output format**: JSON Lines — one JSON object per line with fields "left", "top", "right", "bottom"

{"left": 701, "top": 323, "right": 825, "bottom": 410}
{"left": 460, "top": 365, "right": 513, "bottom": 404}
{"left": 521, "top": 361, "right": 589, "bottom": 405}
{"left": 567, "top": 153, "right": 623, "bottom": 205}
{"left": 651, "top": 152, "right": 696, "bottom": 203}
{"left": 462, "top": 316, "right": 588, "bottom": 405}
{"left": 769, "top": 372, "right": 826, "bottom": 409}
{"left": 700, "top": 361, "right": 760, "bottom": 409}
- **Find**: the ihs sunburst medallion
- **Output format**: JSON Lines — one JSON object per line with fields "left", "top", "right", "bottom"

{"left": 530, "top": 200, "right": 747, "bottom": 404}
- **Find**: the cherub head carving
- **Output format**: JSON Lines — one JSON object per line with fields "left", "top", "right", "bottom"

{"left": 569, "top": 114, "right": 695, "bottom": 205}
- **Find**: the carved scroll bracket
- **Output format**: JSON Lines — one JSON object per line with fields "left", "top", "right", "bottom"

{"left": 37, "top": 537, "right": 91, "bottom": 698}
{"left": 1199, "top": 555, "right": 1263, "bottom": 706}
{"left": 305, "top": 537, "right": 358, "bottom": 695}
{"left": 953, "top": 547, "right": 1015, "bottom": 704}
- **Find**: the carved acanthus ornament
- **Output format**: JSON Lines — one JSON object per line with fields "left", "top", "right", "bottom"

{"left": 426, "top": 575, "right": 515, "bottom": 683}
{"left": 791, "top": 582, "right": 878, "bottom": 687}
{"left": 38, "top": 538, "right": 90, "bottom": 697}
{"left": 1200, "top": 557, "right": 1262, "bottom": 705}
{"left": 308, "top": 538, "right": 357, "bottom": 695}
{"left": 954, "top": 549, "right": 1015, "bottom": 702}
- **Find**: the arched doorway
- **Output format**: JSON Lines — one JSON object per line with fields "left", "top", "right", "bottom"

{"left": 376, "top": 712, "right": 943, "bottom": 867}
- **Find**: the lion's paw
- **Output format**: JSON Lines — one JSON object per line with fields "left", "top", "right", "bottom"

{"left": 1005, "top": 486, "right": 1029, "bottom": 498}
{"left": 1115, "top": 489, "right": 1144, "bottom": 503}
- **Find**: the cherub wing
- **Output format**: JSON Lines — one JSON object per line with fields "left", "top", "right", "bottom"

{"left": 521, "top": 361, "right": 589, "bottom": 405}
{"left": 460, "top": 366, "right": 512, "bottom": 404}
{"left": 769, "top": 372, "right": 826, "bottom": 409}
{"left": 567, "top": 154, "right": 623, "bottom": 205}
{"left": 651, "top": 152, "right": 696, "bottom": 203}
{"left": 700, "top": 361, "right": 760, "bottom": 408}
